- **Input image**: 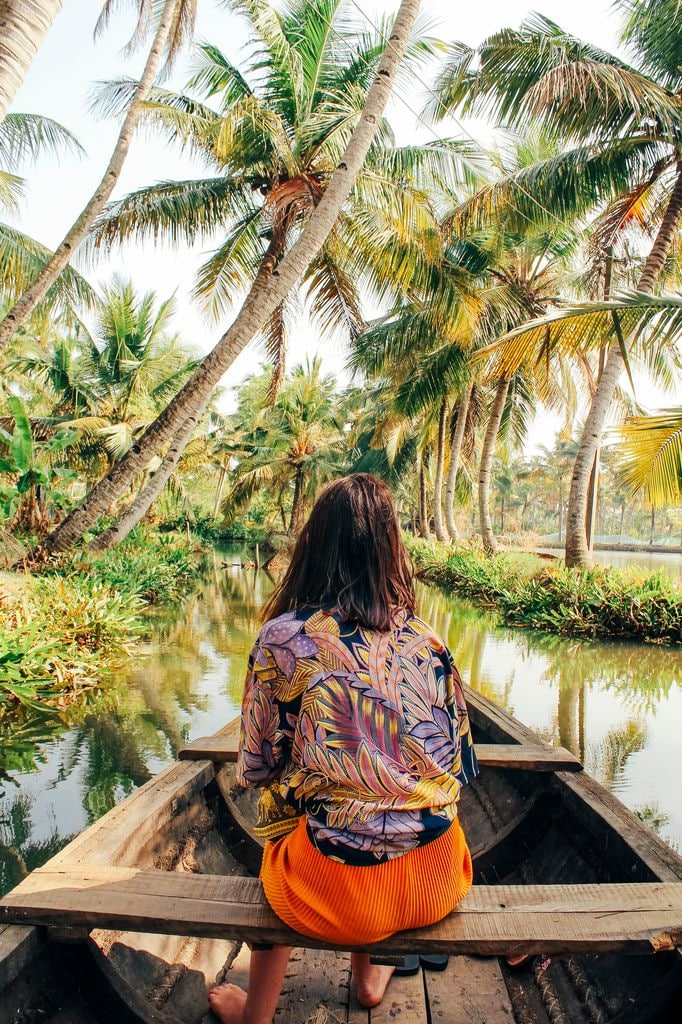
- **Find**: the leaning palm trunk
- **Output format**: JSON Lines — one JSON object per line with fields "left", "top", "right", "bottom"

{"left": 35, "top": 0, "right": 421, "bottom": 557}
{"left": 0, "top": 0, "right": 181, "bottom": 350}
{"left": 445, "top": 384, "right": 472, "bottom": 541}
{"left": 89, "top": 412, "right": 198, "bottom": 552}
{"left": 479, "top": 378, "right": 509, "bottom": 555}
{"left": 564, "top": 162, "right": 682, "bottom": 567}
{"left": 433, "top": 398, "right": 448, "bottom": 543}
{"left": 0, "top": 1, "right": 63, "bottom": 121}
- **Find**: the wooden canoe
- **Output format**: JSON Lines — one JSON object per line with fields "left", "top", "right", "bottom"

{"left": 1, "top": 686, "right": 681, "bottom": 1024}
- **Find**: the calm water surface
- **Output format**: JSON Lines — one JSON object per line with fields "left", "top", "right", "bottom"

{"left": 537, "top": 547, "right": 682, "bottom": 581}
{"left": 1, "top": 550, "right": 679, "bottom": 895}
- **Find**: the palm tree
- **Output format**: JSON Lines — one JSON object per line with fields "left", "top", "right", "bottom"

{"left": 222, "top": 358, "right": 346, "bottom": 534}
{"left": 36, "top": 0, "right": 424, "bottom": 558}
{"left": 434, "top": 0, "right": 682, "bottom": 565}
{"left": 480, "top": 289, "right": 682, "bottom": 547}
{"left": 0, "top": 112, "right": 95, "bottom": 323}
{"left": 10, "top": 277, "right": 198, "bottom": 486}
{"left": 0, "top": 1, "right": 63, "bottom": 122}
{"left": 0, "top": 0, "right": 198, "bottom": 350}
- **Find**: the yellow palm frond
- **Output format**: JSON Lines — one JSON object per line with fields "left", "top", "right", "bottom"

{"left": 614, "top": 408, "right": 682, "bottom": 507}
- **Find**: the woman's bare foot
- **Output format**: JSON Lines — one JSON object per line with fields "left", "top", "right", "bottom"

{"left": 354, "top": 963, "right": 396, "bottom": 1008}
{"left": 208, "top": 983, "right": 247, "bottom": 1024}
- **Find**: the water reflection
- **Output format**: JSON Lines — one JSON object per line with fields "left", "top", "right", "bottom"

{"left": 0, "top": 555, "right": 679, "bottom": 895}
{"left": 420, "top": 581, "right": 681, "bottom": 850}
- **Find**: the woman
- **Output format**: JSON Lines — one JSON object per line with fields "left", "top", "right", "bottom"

{"left": 209, "top": 474, "right": 477, "bottom": 1024}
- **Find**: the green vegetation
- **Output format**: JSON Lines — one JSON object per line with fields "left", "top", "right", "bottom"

{"left": 408, "top": 538, "right": 681, "bottom": 644}
{"left": 0, "top": 527, "right": 205, "bottom": 719}
{"left": 1, "top": 0, "right": 681, "bottom": 669}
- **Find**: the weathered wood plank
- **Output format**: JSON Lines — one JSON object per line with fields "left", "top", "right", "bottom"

{"left": 276, "top": 948, "right": 350, "bottom": 1024}
{"left": 370, "top": 969, "right": 428, "bottom": 1024}
{"left": 425, "top": 955, "right": 514, "bottom": 1024}
{"left": 0, "top": 923, "right": 44, "bottom": 992}
{"left": 50, "top": 760, "right": 215, "bottom": 868}
{"left": 180, "top": 733, "right": 580, "bottom": 772}
{"left": 3, "top": 867, "right": 681, "bottom": 956}
{"left": 476, "top": 744, "right": 580, "bottom": 771}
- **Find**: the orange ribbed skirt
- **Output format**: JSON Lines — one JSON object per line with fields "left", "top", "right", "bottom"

{"left": 260, "top": 817, "right": 472, "bottom": 945}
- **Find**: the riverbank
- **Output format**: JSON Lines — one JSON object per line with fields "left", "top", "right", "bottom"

{"left": 406, "top": 538, "right": 681, "bottom": 644}
{"left": 0, "top": 527, "right": 207, "bottom": 719}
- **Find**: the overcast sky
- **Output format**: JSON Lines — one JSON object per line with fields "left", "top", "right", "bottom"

{"left": 9, "top": 0, "right": 675, "bottom": 446}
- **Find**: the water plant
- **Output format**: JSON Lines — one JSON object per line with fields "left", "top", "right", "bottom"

{"left": 407, "top": 537, "right": 681, "bottom": 644}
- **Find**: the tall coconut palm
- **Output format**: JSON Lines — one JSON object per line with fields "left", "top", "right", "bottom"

{"left": 0, "top": 1, "right": 63, "bottom": 122}
{"left": 222, "top": 358, "right": 346, "bottom": 533}
{"left": 433, "top": 0, "right": 682, "bottom": 565}
{"left": 0, "top": 0, "right": 197, "bottom": 350}
{"left": 35, "top": 0, "right": 424, "bottom": 558}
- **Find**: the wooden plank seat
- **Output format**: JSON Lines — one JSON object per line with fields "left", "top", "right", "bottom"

{"left": 179, "top": 735, "right": 582, "bottom": 772}
{"left": 1, "top": 865, "right": 680, "bottom": 958}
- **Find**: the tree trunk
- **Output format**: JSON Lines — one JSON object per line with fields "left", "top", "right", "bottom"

{"left": 479, "top": 378, "right": 509, "bottom": 555}
{"left": 0, "top": 0, "right": 181, "bottom": 351}
{"left": 649, "top": 507, "right": 655, "bottom": 546}
{"left": 433, "top": 398, "right": 448, "bottom": 543}
{"left": 89, "top": 412, "right": 198, "bottom": 552}
{"left": 213, "top": 465, "right": 227, "bottom": 518}
{"left": 619, "top": 502, "right": 625, "bottom": 541}
{"left": 444, "top": 384, "right": 471, "bottom": 542}
{"left": 35, "top": 0, "right": 421, "bottom": 558}
{"left": 0, "top": 0, "right": 63, "bottom": 122}
{"left": 564, "top": 163, "right": 682, "bottom": 568}
{"left": 500, "top": 495, "right": 505, "bottom": 535}
{"left": 288, "top": 468, "right": 304, "bottom": 535}
{"left": 418, "top": 458, "right": 430, "bottom": 539}
{"left": 585, "top": 448, "right": 600, "bottom": 551}
{"left": 557, "top": 484, "right": 563, "bottom": 543}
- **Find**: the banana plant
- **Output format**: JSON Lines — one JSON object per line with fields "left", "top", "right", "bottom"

{"left": 0, "top": 396, "right": 79, "bottom": 530}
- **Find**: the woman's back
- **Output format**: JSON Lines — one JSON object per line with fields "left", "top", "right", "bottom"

{"left": 238, "top": 604, "right": 477, "bottom": 864}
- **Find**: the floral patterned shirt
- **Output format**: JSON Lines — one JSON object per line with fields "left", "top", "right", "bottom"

{"left": 237, "top": 606, "right": 478, "bottom": 865}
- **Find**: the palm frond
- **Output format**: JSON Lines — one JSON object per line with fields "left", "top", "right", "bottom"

{"left": 0, "top": 113, "right": 84, "bottom": 168}
{"left": 192, "top": 208, "right": 264, "bottom": 319}
{"left": 303, "top": 243, "right": 364, "bottom": 340}
{"left": 448, "top": 137, "right": 671, "bottom": 235}
{"left": 86, "top": 177, "right": 251, "bottom": 256}
{"left": 479, "top": 290, "right": 682, "bottom": 377}
{"left": 0, "top": 223, "right": 97, "bottom": 312}
{"left": 621, "top": 0, "right": 682, "bottom": 91}
{"left": 613, "top": 407, "right": 682, "bottom": 506}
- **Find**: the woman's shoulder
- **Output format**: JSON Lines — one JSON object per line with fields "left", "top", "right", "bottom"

{"left": 396, "top": 612, "right": 451, "bottom": 661}
{"left": 254, "top": 606, "right": 338, "bottom": 650}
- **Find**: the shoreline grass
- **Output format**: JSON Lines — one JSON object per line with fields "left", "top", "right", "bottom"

{"left": 0, "top": 527, "right": 207, "bottom": 719}
{"left": 406, "top": 537, "right": 681, "bottom": 645}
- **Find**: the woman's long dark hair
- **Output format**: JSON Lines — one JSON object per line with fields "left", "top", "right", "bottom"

{"left": 262, "top": 474, "right": 415, "bottom": 631}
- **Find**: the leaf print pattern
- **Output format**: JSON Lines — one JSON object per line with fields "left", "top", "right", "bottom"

{"left": 237, "top": 606, "right": 478, "bottom": 865}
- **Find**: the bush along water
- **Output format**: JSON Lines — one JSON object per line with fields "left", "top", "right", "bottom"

{"left": 406, "top": 538, "right": 681, "bottom": 645}
{"left": 0, "top": 526, "right": 207, "bottom": 718}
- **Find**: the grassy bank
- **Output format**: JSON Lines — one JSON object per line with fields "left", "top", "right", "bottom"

{"left": 407, "top": 538, "right": 681, "bottom": 645}
{"left": 0, "top": 527, "right": 207, "bottom": 718}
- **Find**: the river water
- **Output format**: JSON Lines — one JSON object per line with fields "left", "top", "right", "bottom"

{"left": 1, "top": 550, "right": 680, "bottom": 895}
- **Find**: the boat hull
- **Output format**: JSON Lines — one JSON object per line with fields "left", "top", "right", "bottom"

{"left": 1, "top": 689, "right": 680, "bottom": 1024}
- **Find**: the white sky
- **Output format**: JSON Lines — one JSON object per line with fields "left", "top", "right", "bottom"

{"left": 8, "top": 0, "right": 679, "bottom": 447}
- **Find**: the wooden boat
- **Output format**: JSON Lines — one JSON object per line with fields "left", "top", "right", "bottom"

{"left": 1, "top": 687, "right": 681, "bottom": 1024}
